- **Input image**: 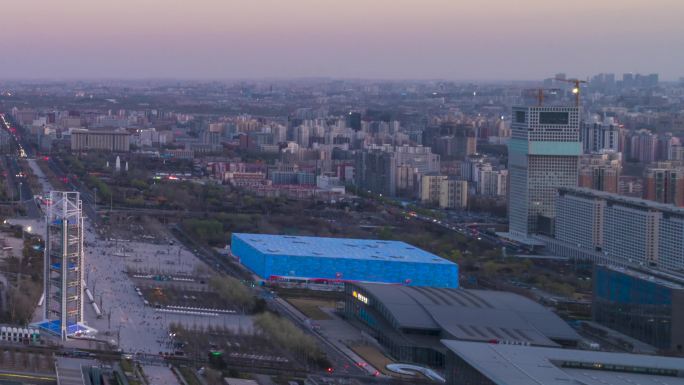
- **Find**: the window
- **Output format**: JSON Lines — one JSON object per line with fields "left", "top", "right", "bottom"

{"left": 515, "top": 111, "right": 526, "bottom": 123}
{"left": 539, "top": 112, "right": 569, "bottom": 125}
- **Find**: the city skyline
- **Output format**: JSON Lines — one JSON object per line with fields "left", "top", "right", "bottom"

{"left": 0, "top": 0, "right": 683, "bottom": 381}
{"left": 0, "top": 0, "right": 682, "bottom": 80}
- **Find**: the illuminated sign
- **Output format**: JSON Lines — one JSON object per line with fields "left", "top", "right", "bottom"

{"left": 352, "top": 290, "right": 369, "bottom": 305}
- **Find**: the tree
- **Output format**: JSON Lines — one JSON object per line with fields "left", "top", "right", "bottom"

{"left": 208, "top": 275, "right": 254, "bottom": 311}
{"left": 253, "top": 312, "right": 326, "bottom": 365}
{"left": 377, "top": 226, "right": 393, "bottom": 240}
{"left": 183, "top": 219, "right": 225, "bottom": 246}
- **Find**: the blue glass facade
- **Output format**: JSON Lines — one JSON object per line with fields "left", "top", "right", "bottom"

{"left": 595, "top": 267, "right": 672, "bottom": 305}
{"left": 593, "top": 265, "right": 684, "bottom": 352}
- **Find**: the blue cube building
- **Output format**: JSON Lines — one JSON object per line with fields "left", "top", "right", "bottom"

{"left": 231, "top": 233, "right": 459, "bottom": 288}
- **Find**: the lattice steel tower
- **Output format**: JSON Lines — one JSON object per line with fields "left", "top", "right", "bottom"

{"left": 43, "top": 191, "right": 85, "bottom": 340}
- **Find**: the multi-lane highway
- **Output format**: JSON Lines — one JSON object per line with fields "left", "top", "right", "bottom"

{"left": 0, "top": 114, "right": 42, "bottom": 219}
{"left": 7, "top": 120, "right": 367, "bottom": 377}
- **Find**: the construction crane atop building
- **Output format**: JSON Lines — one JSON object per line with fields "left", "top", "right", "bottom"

{"left": 554, "top": 77, "right": 587, "bottom": 107}
{"left": 523, "top": 88, "right": 561, "bottom": 107}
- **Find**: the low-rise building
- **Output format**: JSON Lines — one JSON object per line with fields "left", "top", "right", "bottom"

{"left": 345, "top": 282, "right": 580, "bottom": 368}
{"left": 420, "top": 175, "right": 468, "bottom": 209}
{"left": 593, "top": 265, "right": 684, "bottom": 353}
{"left": 443, "top": 340, "right": 684, "bottom": 385}
{"left": 70, "top": 129, "right": 130, "bottom": 152}
{"left": 547, "top": 187, "right": 684, "bottom": 274}
{"left": 232, "top": 234, "right": 459, "bottom": 288}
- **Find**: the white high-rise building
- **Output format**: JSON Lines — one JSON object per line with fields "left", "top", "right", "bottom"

{"left": 507, "top": 106, "right": 581, "bottom": 239}
{"left": 477, "top": 168, "right": 508, "bottom": 197}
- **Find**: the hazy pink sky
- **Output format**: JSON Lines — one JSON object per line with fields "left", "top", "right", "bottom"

{"left": 0, "top": 0, "right": 682, "bottom": 80}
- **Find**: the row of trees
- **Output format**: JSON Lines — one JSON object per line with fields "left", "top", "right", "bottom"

{"left": 254, "top": 312, "right": 328, "bottom": 368}
{"left": 183, "top": 219, "right": 225, "bottom": 247}
{"left": 208, "top": 274, "right": 255, "bottom": 311}
{"left": 0, "top": 234, "right": 44, "bottom": 324}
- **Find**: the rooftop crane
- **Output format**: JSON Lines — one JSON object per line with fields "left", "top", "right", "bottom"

{"left": 554, "top": 77, "right": 587, "bottom": 107}
{"left": 522, "top": 88, "right": 561, "bottom": 106}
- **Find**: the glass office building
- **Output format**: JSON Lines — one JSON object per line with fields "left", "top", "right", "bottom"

{"left": 593, "top": 265, "right": 684, "bottom": 353}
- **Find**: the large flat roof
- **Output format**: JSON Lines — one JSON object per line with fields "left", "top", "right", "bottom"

{"left": 559, "top": 186, "right": 684, "bottom": 216}
{"left": 352, "top": 282, "right": 580, "bottom": 346}
{"left": 232, "top": 233, "right": 453, "bottom": 264}
{"left": 442, "top": 340, "right": 684, "bottom": 385}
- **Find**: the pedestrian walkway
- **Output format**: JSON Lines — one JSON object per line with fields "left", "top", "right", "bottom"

{"left": 143, "top": 365, "right": 182, "bottom": 385}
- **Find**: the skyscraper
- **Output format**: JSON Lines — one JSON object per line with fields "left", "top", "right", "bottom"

{"left": 508, "top": 106, "right": 581, "bottom": 238}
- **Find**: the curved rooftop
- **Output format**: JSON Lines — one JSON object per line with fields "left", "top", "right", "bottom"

{"left": 353, "top": 282, "right": 580, "bottom": 346}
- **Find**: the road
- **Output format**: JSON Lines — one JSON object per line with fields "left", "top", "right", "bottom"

{"left": 0, "top": 111, "right": 41, "bottom": 219}
{"left": 171, "top": 225, "right": 367, "bottom": 375}
{"left": 4, "top": 155, "right": 42, "bottom": 218}
{"left": 26, "top": 156, "right": 253, "bottom": 355}
{"left": 385, "top": 204, "right": 529, "bottom": 254}
{"left": 25, "top": 147, "right": 363, "bottom": 375}
{"left": 0, "top": 370, "right": 55, "bottom": 383}
{"left": 7, "top": 115, "right": 373, "bottom": 376}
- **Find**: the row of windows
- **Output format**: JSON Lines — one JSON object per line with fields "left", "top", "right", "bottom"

{"left": 557, "top": 192, "right": 684, "bottom": 271}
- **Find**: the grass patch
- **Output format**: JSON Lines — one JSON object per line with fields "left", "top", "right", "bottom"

{"left": 285, "top": 298, "right": 335, "bottom": 320}
{"left": 350, "top": 345, "right": 424, "bottom": 379}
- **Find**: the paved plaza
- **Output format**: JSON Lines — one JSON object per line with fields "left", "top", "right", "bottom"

{"left": 82, "top": 216, "right": 254, "bottom": 353}
{"left": 27, "top": 159, "right": 254, "bottom": 353}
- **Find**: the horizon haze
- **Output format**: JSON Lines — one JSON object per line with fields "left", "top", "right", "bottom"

{"left": 0, "top": 0, "right": 682, "bottom": 80}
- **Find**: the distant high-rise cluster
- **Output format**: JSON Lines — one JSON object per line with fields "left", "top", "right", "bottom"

{"left": 586, "top": 72, "right": 659, "bottom": 91}
{"left": 354, "top": 144, "right": 440, "bottom": 198}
